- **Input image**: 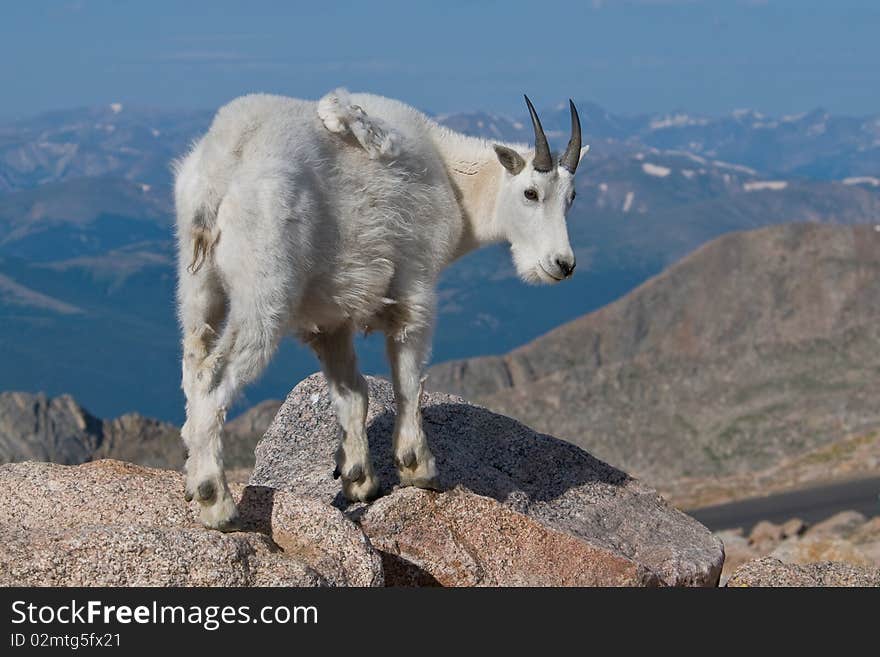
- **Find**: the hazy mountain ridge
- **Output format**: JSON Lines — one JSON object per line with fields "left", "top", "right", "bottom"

{"left": 428, "top": 224, "right": 880, "bottom": 496}
{"left": 436, "top": 103, "right": 880, "bottom": 180}
{"left": 0, "top": 105, "right": 211, "bottom": 192}
{"left": 2, "top": 101, "right": 878, "bottom": 193}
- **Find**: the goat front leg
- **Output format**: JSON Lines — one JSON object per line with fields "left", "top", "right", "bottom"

{"left": 181, "top": 391, "right": 239, "bottom": 531}
{"left": 309, "top": 322, "right": 379, "bottom": 502}
{"left": 386, "top": 323, "right": 438, "bottom": 490}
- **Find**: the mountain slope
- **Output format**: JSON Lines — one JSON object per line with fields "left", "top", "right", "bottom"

{"left": 428, "top": 224, "right": 880, "bottom": 495}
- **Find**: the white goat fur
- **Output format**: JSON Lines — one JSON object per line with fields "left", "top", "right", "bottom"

{"left": 174, "top": 89, "right": 587, "bottom": 529}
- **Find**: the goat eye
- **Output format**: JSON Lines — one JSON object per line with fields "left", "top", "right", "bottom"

{"left": 524, "top": 189, "right": 539, "bottom": 201}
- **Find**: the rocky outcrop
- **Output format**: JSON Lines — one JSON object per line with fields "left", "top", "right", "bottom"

{"left": 0, "top": 392, "right": 108, "bottom": 465}
{"left": 0, "top": 460, "right": 382, "bottom": 586}
{"left": 716, "top": 510, "right": 880, "bottom": 584}
{"left": 0, "top": 391, "right": 280, "bottom": 471}
{"left": 251, "top": 374, "right": 724, "bottom": 587}
{"left": 727, "top": 558, "right": 880, "bottom": 587}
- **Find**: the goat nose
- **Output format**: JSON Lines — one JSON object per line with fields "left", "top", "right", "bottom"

{"left": 556, "top": 257, "right": 576, "bottom": 278}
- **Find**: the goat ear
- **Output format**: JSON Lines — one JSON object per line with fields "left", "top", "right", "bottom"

{"left": 494, "top": 145, "right": 526, "bottom": 175}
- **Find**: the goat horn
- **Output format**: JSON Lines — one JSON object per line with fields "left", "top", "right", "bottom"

{"left": 524, "top": 95, "right": 553, "bottom": 172}
{"left": 559, "top": 99, "right": 582, "bottom": 174}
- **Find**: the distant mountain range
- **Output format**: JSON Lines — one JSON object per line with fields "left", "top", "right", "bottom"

{"left": 428, "top": 223, "right": 880, "bottom": 503}
{"left": 433, "top": 103, "right": 880, "bottom": 180}
{"left": 0, "top": 104, "right": 208, "bottom": 192}
{"left": 2, "top": 101, "right": 878, "bottom": 193}
{"left": 0, "top": 99, "right": 878, "bottom": 422}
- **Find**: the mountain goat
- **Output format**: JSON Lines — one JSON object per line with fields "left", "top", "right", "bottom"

{"left": 175, "top": 89, "right": 588, "bottom": 529}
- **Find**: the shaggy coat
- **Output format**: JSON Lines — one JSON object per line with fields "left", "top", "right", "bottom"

{"left": 174, "top": 90, "right": 586, "bottom": 529}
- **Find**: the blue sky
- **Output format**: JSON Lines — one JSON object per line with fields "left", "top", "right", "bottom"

{"left": 2, "top": 0, "right": 879, "bottom": 120}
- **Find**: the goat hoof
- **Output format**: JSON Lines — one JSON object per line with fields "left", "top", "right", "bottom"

{"left": 397, "top": 453, "right": 439, "bottom": 491}
{"left": 394, "top": 450, "right": 417, "bottom": 469}
{"left": 213, "top": 515, "right": 242, "bottom": 533}
{"left": 198, "top": 492, "right": 240, "bottom": 532}
{"left": 400, "top": 474, "right": 441, "bottom": 492}
{"left": 334, "top": 463, "right": 364, "bottom": 483}
{"left": 197, "top": 480, "right": 217, "bottom": 503}
{"left": 346, "top": 463, "right": 364, "bottom": 483}
{"left": 341, "top": 470, "right": 380, "bottom": 503}
{"left": 202, "top": 510, "right": 241, "bottom": 532}
{"left": 184, "top": 488, "right": 194, "bottom": 503}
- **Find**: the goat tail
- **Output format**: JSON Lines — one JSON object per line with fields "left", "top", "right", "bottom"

{"left": 186, "top": 207, "right": 221, "bottom": 275}
{"left": 317, "top": 88, "right": 402, "bottom": 160}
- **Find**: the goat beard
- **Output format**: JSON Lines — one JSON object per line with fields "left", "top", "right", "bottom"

{"left": 510, "top": 245, "right": 552, "bottom": 286}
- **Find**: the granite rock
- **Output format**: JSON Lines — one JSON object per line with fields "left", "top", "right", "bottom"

{"left": 252, "top": 374, "right": 724, "bottom": 586}
{"left": 0, "top": 460, "right": 382, "bottom": 586}
{"left": 727, "top": 557, "right": 880, "bottom": 587}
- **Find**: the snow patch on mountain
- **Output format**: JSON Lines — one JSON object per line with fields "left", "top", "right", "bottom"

{"left": 649, "top": 114, "right": 709, "bottom": 131}
{"left": 744, "top": 180, "right": 788, "bottom": 192}
{"left": 665, "top": 150, "right": 707, "bottom": 165}
{"left": 713, "top": 160, "right": 758, "bottom": 175}
{"left": 843, "top": 176, "right": 880, "bottom": 187}
{"left": 642, "top": 163, "right": 671, "bottom": 178}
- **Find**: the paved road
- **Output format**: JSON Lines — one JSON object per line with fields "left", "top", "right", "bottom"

{"left": 687, "top": 476, "right": 880, "bottom": 532}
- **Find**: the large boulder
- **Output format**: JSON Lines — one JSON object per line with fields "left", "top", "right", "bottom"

{"left": 727, "top": 557, "right": 880, "bottom": 587}
{"left": 251, "top": 374, "right": 724, "bottom": 586}
{"left": 360, "top": 487, "right": 661, "bottom": 586}
{"left": 0, "top": 460, "right": 382, "bottom": 586}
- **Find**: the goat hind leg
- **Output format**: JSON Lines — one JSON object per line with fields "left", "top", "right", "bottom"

{"left": 309, "top": 323, "right": 379, "bottom": 502}
{"left": 386, "top": 325, "right": 438, "bottom": 490}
